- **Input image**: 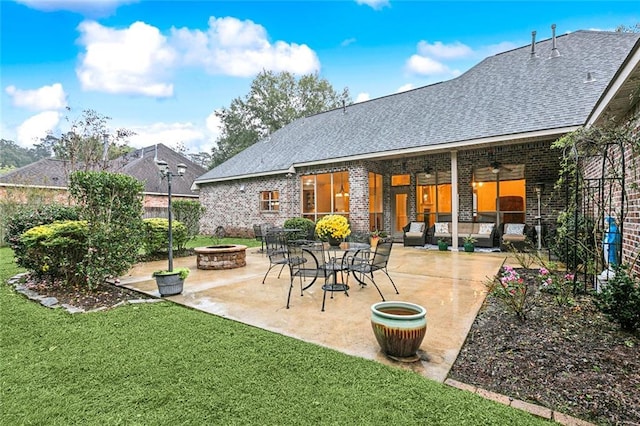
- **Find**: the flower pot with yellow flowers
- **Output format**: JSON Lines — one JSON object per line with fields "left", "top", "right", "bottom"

{"left": 315, "top": 215, "right": 351, "bottom": 247}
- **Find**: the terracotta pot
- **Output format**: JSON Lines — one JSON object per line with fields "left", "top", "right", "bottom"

{"left": 371, "top": 301, "right": 427, "bottom": 362}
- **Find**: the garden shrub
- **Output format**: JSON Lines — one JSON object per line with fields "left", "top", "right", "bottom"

{"left": 595, "top": 264, "right": 640, "bottom": 332}
{"left": 6, "top": 204, "right": 80, "bottom": 266}
{"left": 172, "top": 200, "right": 205, "bottom": 240}
{"left": 283, "top": 217, "right": 315, "bottom": 241}
{"left": 69, "top": 171, "right": 144, "bottom": 288}
{"left": 486, "top": 264, "right": 532, "bottom": 322}
{"left": 19, "top": 220, "right": 88, "bottom": 286}
{"left": 143, "top": 218, "right": 189, "bottom": 254}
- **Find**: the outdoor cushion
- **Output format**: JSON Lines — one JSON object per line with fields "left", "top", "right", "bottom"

{"left": 479, "top": 223, "right": 494, "bottom": 235}
{"left": 409, "top": 222, "right": 425, "bottom": 233}
{"left": 504, "top": 223, "right": 525, "bottom": 235}
{"left": 435, "top": 222, "right": 449, "bottom": 234}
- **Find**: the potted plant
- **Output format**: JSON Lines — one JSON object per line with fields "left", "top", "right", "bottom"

{"left": 315, "top": 214, "right": 351, "bottom": 246}
{"left": 369, "top": 229, "right": 388, "bottom": 248}
{"left": 152, "top": 267, "right": 189, "bottom": 296}
{"left": 437, "top": 239, "right": 448, "bottom": 251}
{"left": 463, "top": 235, "right": 477, "bottom": 253}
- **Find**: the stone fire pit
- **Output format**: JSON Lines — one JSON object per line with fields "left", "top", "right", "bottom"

{"left": 194, "top": 245, "right": 247, "bottom": 270}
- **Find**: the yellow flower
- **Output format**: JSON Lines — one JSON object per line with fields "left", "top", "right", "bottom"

{"left": 316, "top": 215, "right": 351, "bottom": 240}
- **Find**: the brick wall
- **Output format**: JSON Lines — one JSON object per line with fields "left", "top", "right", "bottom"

{"left": 199, "top": 140, "right": 566, "bottom": 239}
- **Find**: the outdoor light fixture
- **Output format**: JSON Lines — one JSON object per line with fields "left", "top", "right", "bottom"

{"left": 533, "top": 182, "right": 545, "bottom": 250}
{"left": 156, "top": 159, "right": 187, "bottom": 272}
{"left": 424, "top": 166, "right": 433, "bottom": 179}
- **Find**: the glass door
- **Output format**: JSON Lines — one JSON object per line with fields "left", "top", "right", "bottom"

{"left": 392, "top": 192, "right": 408, "bottom": 240}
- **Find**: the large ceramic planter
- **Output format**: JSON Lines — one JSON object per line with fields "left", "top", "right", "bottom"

{"left": 154, "top": 272, "right": 184, "bottom": 296}
{"left": 371, "top": 301, "right": 427, "bottom": 362}
{"left": 438, "top": 241, "right": 448, "bottom": 251}
{"left": 463, "top": 242, "right": 475, "bottom": 253}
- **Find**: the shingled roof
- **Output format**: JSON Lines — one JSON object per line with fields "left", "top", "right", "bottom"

{"left": 194, "top": 30, "right": 640, "bottom": 185}
{"left": 0, "top": 143, "right": 206, "bottom": 196}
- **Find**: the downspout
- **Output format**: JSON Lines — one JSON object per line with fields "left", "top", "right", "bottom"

{"left": 451, "top": 151, "right": 459, "bottom": 251}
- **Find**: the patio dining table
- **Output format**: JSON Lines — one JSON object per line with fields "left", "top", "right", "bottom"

{"left": 303, "top": 241, "right": 371, "bottom": 292}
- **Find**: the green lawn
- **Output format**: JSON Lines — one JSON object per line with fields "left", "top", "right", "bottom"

{"left": 0, "top": 246, "right": 549, "bottom": 425}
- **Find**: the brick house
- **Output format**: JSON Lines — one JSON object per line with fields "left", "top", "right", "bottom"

{"left": 0, "top": 143, "right": 206, "bottom": 218}
{"left": 193, "top": 30, "right": 640, "bottom": 254}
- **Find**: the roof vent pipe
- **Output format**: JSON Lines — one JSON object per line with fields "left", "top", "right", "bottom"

{"left": 342, "top": 99, "right": 346, "bottom": 114}
{"left": 530, "top": 30, "right": 537, "bottom": 57}
{"left": 550, "top": 24, "right": 560, "bottom": 58}
{"left": 584, "top": 71, "right": 596, "bottom": 83}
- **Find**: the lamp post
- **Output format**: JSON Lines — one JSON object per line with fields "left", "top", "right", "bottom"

{"left": 534, "top": 183, "right": 544, "bottom": 251}
{"left": 156, "top": 160, "right": 187, "bottom": 272}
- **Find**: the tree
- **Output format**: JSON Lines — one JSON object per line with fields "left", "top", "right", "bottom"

{"left": 0, "top": 139, "right": 46, "bottom": 169}
{"left": 210, "top": 71, "right": 351, "bottom": 167}
{"left": 616, "top": 23, "right": 640, "bottom": 33}
{"left": 54, "top": 108, "right": 135, "bottom": 173}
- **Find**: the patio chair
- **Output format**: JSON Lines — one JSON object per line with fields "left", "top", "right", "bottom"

{"left": 347, "top": 239, "right": 399, "bottom": 301}
{"left": 261, "top": 231, "right": 290, "bottom": 284}
{"left": 286, "top": 243, "right": 320, "bottom": 308}
{"left": 253, "top": 223, "right": 270, "bottom": 253}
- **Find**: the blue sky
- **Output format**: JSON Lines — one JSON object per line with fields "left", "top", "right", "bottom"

{"left": 1, "top": 0, "right": 638, "bottom": 154}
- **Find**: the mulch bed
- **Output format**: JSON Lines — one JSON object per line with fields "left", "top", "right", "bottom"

{"left": 17, "top": 275, "right": 154, "bottom": 311}
{"left": 448, "top": 268, "right": 640, "bottom": 425}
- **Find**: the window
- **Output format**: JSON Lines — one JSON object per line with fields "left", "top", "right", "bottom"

{"left": 473, "top": 165, "right": 525, "bottom": 224}
{"left": 416, "top": 170, "right": 452, "bottom": 227}
{"left": 369, "top": 172, "right": 384, "bottom": 231}
{"left": 260, "top": 191, "right": 279, "bottom": 211}
{"left": 301, "top": 171, "right": 349, "bottom": 221}
{"left": 391, "top": 174, "right": 410, "bottom": 186}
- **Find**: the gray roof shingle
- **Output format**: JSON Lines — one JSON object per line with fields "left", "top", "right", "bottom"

{"left": 195, "top": 30, "right": 640, "bottom": 184}
{"left": 0, "top": 143, "right": 206, "bottom": 196}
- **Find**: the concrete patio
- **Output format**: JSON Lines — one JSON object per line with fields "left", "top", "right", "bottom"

{"left": 117, "top": 245, "right": 510, "bottom": 383}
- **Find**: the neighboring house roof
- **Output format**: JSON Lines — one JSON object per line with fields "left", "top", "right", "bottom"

{"left": 194, "top": 30, "right": 640, "bottom": 185}
{"left": 0, "top": 143, "right": 206, "bottom": 196}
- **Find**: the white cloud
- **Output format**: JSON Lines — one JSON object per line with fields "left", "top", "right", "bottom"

{"left": 14, "top": 0, "right": 136, "bottom": 16}
{"left": 355, "top": 0, "right": 389, "bottom": 10}
{"left": 16, "top": 111, "right": 61, "bottom": 148}
{"left": 5, "top": 83, "right": 67, "bottom": 111}
{"left": 478, "top": 41, "right": 519, "bottom": 57}
{"left": 127, "top": 118, "right": 220, "bottom": 154}
{"left": 341, "top": 38, "right": 357, "bottom": 47}
{"left": 355, "top": 92, "right": 370, "bottom": 103}
{"left": 170, "top": 16, "right": 320, "bottom": 77}
{"left": 406, "top": 55, "right": 450, "bottom": 76}
{"left": 76, "top": 20, "right": 176, "bottom": 97}
{"left": 405, "top": 39, "right": 515, "bottom": 78}
{"left": 396, "top": 84, "right": 414, "bottom": 93}
{"left": 205, "top": 111, "right": 223, "bottom": 140}
{"left": 416, "top": 41, "right": 473, "bottom": 59}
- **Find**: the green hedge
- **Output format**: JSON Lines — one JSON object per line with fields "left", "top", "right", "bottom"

{"left": 143, "top": 218, "right": 189, "bottom": 254}
{"left": 19, "top": 220, "right": 88, "bottom": 285}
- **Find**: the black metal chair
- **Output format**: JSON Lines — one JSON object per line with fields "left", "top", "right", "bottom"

{"left": 261, "top": 231, "right": 290, "bottom": 284}
{"left": 347, "top": 239, "right": 399, "bottom": 301}
{"left": 286, "top": 243, "right": 320, "bottom": 308}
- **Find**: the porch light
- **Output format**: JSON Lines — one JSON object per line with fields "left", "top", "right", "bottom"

{"left": 424, "top": 167, "right": 433, "bottom": 179}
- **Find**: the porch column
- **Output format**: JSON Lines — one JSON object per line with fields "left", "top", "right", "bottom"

{"left": 451, "top": 151, "right": 459, "bottom": 252}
